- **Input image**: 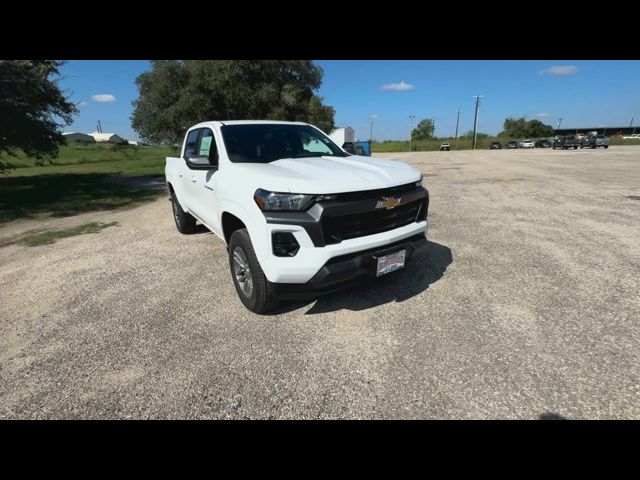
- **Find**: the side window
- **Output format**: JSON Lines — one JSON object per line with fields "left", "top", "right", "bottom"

{"left": 198, "top": 128, "right": 218, "bottom": 166}
{"left": 184, "top": 129, "right": 201, "bottom": 158}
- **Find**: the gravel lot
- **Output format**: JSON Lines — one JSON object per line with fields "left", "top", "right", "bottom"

{"left": 1, "top": 146, "right": 639, "bottom": 419}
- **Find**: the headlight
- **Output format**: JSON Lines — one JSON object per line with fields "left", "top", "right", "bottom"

{"left": 254, "top": 189, "right": 327, "bottom": 211}
{"left": 415, "top": 174, "right": 424, "bottom": 187}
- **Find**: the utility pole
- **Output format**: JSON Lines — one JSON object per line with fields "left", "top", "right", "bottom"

{"left": 409, "top": 115, "right": 415, "bottom": 152}
{"left": 454, "top": 109, "right": 461, "bottom": 141}
{"left": 557, "top": 118, "right": 563, "bottom": 129}
{"left": 370, "top": 120, "right": 373, "bottom": 142}
{"left": 472, "top": 95, "right": 483, "bottom": 150}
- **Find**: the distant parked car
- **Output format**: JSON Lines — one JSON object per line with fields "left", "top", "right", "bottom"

{"left": 622, "top": 133, "right": 640, "bottom": 140}
{"left": 553, "top": 136, "right": 580, "bottom": 150}
{"left": 535, "top": 139, "right": 551, "bottom": 148}
{"left": 490, "top": 141, "right": 502, "bottom": 149}
{"left": 518, "top": 139, "right": 535, "bottom": 149}
{"left": 580, "top": 135, "right": 610, "bottom": 149}
{"left": 506, "top": 140, "right": 518, "bottom": 149}
{"left": 439, "top": 143, "right": 450, "bottom": 151}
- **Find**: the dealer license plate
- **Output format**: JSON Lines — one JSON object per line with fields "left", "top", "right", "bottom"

{"left": 376, "top": 250, "right": 406, "bottom": 277}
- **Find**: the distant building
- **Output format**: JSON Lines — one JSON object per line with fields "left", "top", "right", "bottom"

{"left": 62, "top": 132, "right": 95, "bottom": 143}
{"left": 554, "top": 126, "right": 637, "bottom": 137}
{"left": 329, "top": 127, "right": 355, "bottom": 148}
{"left": 89, "top": 132, "right": 127, "bottom": 144}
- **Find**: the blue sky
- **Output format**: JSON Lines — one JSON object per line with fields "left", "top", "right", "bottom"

{"left": 58, "top": 60, "right": 640, "bottom": 141}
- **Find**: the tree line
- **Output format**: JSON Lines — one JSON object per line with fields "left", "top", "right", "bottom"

{"left": 1, "top": 60, "right": 336, "bottom": 169}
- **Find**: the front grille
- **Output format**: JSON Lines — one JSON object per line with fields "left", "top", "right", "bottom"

{"left": 322, "top": 198, "right": 425, "bottom": 244}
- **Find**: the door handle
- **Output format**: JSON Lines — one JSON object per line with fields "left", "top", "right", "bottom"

{"left": 191, "top": 179, "right": 197, "bottom": 183}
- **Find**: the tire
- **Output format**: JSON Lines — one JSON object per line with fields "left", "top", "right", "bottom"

{"left": 605, "top": 145, "right": 609, "bottom": 149}
{"left": 228, "top": 228, "right": 278, "bottom": 314}
{"left": 574, "top": 146, "right": 578, "bottom": 150}
{"left": 171, "top": 192, "right": 197, "bottom": 234}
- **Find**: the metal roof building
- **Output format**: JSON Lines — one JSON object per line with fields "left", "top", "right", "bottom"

{"left": 62, "top": 132, "right": 95, "bottom": 143}
{"left": 554, "top": 126, "right": 637, "bottom": 137}
{"left": 89, "top": 132, "right": 127, "bottom": 144}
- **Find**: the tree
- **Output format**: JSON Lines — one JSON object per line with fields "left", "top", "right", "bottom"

{"left": 499, "top": 116, "right": 553, "bottom": 138}
{"left": 0, "top": 60, "right": 78, "bottom": 169}
{"left": 411, "top": 118, "right": 435, "bottom": 140}
{"left": 131, "top": 61, "right": 335, "bottom": 145}
{"left": 461, "top": 130, "right": 489, "bottom": 139}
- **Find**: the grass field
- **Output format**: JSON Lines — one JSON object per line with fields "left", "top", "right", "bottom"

{"left": 0, "top": 143, "right": 175, "bottom": 224}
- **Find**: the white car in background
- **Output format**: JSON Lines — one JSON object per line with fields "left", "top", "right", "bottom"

{"left": 518, "top": 139, "right": 535, "bottom": 149}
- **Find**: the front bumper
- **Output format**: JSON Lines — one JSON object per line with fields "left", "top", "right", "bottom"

{"left": 270, "top": 233, "right": 428, "bottom": 299}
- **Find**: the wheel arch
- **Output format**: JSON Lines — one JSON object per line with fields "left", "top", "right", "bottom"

{"left": 221, "top": 211, "right": 248, "bottom": 245}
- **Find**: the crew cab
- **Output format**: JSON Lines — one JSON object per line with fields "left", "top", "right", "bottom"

{"left": 553, "top": 136, "right": 580, "bottom": 149}
{"left": 580, "top": 134, "right": 610, "bottom": 149}
{"left": 165, "top": 120, "right": 429, "bottom": 313}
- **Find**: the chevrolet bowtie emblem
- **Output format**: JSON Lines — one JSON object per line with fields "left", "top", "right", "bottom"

{"left": 376, "top": 196, "right": 401, "bottom": 209}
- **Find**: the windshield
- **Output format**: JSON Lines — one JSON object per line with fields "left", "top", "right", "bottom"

{"left": 221, "top": 124, "right": 348, "bottom": 163}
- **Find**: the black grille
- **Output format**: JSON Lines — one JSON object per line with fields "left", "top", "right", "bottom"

{"left": 323, "top": 199, "right": 425, "bottom": 245}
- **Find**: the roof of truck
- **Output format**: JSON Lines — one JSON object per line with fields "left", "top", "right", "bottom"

{"left": 190, "top": 120, "right": 310, "bottom": 129}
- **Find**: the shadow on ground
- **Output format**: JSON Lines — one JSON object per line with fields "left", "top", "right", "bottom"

{"left": 270, "top": 240, "right": 453, "bottom": 315}
{"left": 0, "top": 173, "right": 164, "bottom": 224}
{"left": 539, "top": 412, "right": 567, "bottom": 420}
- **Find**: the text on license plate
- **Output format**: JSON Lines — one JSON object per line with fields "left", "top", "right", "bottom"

{"left": 376, "top": 250, "right": 406, "bottom": 277}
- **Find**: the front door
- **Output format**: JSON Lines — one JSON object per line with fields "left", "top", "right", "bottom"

{"left": 188, "top": 128, "right": 221, "bottom": 236}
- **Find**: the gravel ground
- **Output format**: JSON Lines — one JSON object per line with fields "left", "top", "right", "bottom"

{"left": 1, "top": 146, "right": 639, "bottom": 419}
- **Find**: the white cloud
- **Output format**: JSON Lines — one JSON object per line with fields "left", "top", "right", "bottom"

{"left": 369, "top": 114, "right": 380, "bottom": 119}
{"left": 91, "top": 94, "right": 116, "bottom": 103}
{"left": 78, "top": 101, "right": 88, "bottom": 108}
{"left": 535, "top": 112, "right": 550, "bottom": 117}
{"left": 540, "top": 65, "right": 579, "bottom": 76}
{"left": 381, "top": 81, "right": 415, "bottom": 91}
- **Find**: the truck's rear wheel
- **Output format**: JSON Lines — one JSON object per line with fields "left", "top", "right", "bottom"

{"left": 228, "top": 228, "right": 278, "bottom": 314}
{"left": 171, "top": 194, "right": 197, "bottom": 234}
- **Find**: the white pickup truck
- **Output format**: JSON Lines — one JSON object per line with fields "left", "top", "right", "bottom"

{"left": 165, "top": 120, "right": 429, "bottom": 313}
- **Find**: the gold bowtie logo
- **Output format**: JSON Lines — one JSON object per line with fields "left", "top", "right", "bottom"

{"left": 376, "top": 196, "right": 401, "bottom": 209}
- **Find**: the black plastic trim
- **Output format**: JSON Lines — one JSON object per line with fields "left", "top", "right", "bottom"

{"left": 270, "top": 233, "right": 428, "bottom": 300}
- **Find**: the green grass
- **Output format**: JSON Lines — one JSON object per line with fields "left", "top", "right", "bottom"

{"left": 0, "top": 221, "right": 118, "bottom": 248}
{"left": 610, "top": 137, "right": 640, "bottom": 146}
{"left": 1, "top": 143, "right": 178, "bottom": 176}
{"left": 0, "top": 143, "right": 177, "bottom": 225}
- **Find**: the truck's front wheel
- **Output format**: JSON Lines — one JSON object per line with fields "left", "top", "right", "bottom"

{"left": 228, "top": 228, "right": 278, "bottom": 314}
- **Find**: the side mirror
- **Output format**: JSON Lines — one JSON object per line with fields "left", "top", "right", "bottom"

{"left": 185, "top": 155, "right": 216, "bottom": 169}
{"left": 188, "top": 155, "right": 211, "bottom": 165}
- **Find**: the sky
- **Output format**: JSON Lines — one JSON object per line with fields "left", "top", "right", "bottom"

{"left": 58, "top": 60, "right": 640, "bottom": 142}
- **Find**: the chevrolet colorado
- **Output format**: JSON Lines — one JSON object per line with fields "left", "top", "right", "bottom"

{"left": 165, "top": 121, "right": 429, "bottom": 313}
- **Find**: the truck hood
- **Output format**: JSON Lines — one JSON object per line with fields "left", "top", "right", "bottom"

{"left": 231, "top": 155, "right": 422, "bottom": 194}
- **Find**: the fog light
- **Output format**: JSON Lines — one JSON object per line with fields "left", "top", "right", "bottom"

{"left": 272, "top": 232, "right": 299, "bottom": 257}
